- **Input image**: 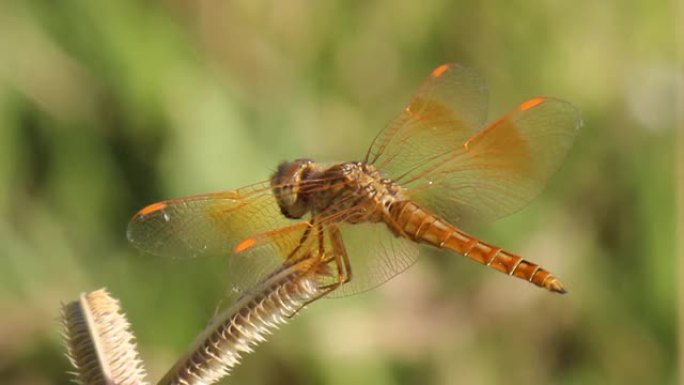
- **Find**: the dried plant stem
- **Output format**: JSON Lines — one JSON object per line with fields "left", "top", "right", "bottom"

{"left": 61, "top": 289, "right": 149, "bottom": 385}
{"left": 157, "top": 263, "right": 326, "bottom": 385}
{"left": 61, "top": 262, "right": 329, "bottom": 384}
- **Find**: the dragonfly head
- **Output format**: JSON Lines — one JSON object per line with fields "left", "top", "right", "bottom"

{"left": 272, "top": 159, "right": 319, "bottom": 219}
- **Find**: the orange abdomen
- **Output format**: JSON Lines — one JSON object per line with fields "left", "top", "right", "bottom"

{"left": 390, "top": 201, "right": 566, "bottom": 293}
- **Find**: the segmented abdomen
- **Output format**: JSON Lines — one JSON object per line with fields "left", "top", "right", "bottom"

{"left": 389, "top": 200, "right": 566, "bottom": 293}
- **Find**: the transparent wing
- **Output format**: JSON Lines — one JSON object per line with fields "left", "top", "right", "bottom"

{"left": 366, "top": 63, "right": 580, "bottom": 225}
{"left": 401, "top": 97, "right": 581, "bottom": 224}
{"left": 225, "top": 214, "right": 420, "bottom": 299}
{"left": 128, "top": 182, "right": 332, "bottom": 300}
{"left": 126, "top": 181, "right": 292, "bottom": 259}
{"left": 325, "top": 221, "right": 420, "bottom": 298}
{"left": 366, "top": 63, "right": 488, "bottom": 175}
{"left": 224, "top": 221, "right": 320, "bottom": 296}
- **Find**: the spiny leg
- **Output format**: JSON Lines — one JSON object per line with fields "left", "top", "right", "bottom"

{"left": 283, "top": 219, "right": 315, "bottom": 267}
{"left": 313, "top": 224, "right": 351, "bottom": 294}
{"left": 292, "top": 225, "right": 347, "bottom": 311}
{"left": 329, "top": 225, "right": 352, "bottom": 286}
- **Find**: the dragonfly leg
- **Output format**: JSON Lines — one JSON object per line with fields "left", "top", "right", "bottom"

{"left": 283, "top": 221, "right": 315, "bottom": 266}
{"left": 330, "top": 225, "right": 352, "bottom": 285}
{"left": 287, "top": 226, "right": 347, "bottom": 314}
{"left": 310, "top": 225, "right": 351, "bottom": 295}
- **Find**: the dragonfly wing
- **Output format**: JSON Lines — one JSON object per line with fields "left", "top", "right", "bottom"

{"left": 224, "top": 221, "right": 321, "bottom": 296}
{"left": 129, "top": 184, "right": 325, "bottom": 299}
{"left": 325, "top": 221, "right": 419, "bottom": 298}
{"left": 127, "top": 182, "right": 293, "bottom": 259}
{"left": 366, "top": 63, "right": 488, "bottom": 176}
{"left": 406, "top": 97, "right": 581, "bottom": 225}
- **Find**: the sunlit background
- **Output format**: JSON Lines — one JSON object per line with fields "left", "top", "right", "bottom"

{"left": 0, "top": 1, "right": 679, "bottom": 384}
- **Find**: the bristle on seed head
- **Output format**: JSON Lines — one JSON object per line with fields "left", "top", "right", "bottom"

{"left": 61, "top": 288, "right": 148, "bottom": 385}
{"left": 160, "top": 274, "right": 322, "bottom": 385}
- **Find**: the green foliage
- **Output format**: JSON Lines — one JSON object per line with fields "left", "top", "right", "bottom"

{"left": 0, "top": 0, "right": 676, "bottom": 384}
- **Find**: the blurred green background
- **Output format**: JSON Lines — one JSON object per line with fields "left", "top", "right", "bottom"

{"left": 0, "top": 0, "right": 678, "bottom": 384}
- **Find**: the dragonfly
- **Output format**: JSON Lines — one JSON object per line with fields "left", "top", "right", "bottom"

{"left": 127, "top": 63, "right": 580, "bottom": 301}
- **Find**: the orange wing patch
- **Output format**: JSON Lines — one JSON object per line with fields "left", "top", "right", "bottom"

{"left": 138, "top": 202, "right": 167, "bottom": 216}
{"left": 519, "top": 97, "right": 545, "bottom": 111}
{"left": 234, "top": 238, "right": 257, "bottom": 253}
{"left": 431, "top": 64, "right": 450, "bottom": 78}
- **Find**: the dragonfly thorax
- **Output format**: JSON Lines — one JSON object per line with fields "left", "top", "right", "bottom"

{"left": 271, "top": 160, "right": 405, "bottom": 222}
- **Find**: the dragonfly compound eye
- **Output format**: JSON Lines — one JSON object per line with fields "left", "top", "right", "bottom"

{"left": 271, "top": 159, "right": 316, "bottom": 219}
